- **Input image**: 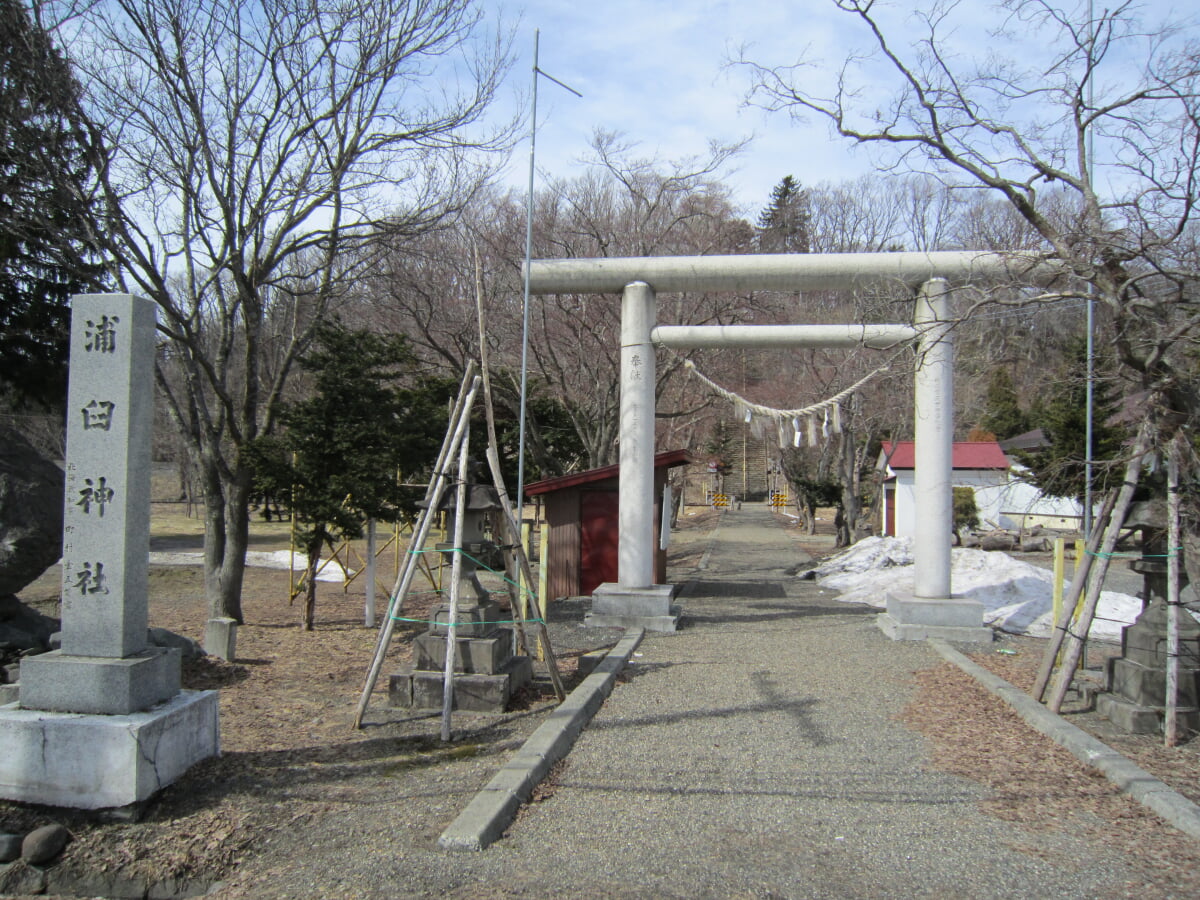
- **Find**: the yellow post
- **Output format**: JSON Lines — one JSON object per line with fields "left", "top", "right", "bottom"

{"left": 1052, "top": 537, "right": 1065, "bottom": 627}
{"left": 538, "top": 523, "right": 550, "bottom": 661}
{"left": 520, "top": 521, "right": 534, "bottom": 653}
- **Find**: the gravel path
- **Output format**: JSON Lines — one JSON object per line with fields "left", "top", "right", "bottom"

{"left": 215, "top": 505, "right": 1167, "bottom": 899}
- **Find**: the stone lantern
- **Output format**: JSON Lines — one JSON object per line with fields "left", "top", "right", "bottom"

{"left": 388, "top": 467, "right": 532, "bottom": 712}
{"left": 1096, "top": 501, "right": 1200, "bottom": 733}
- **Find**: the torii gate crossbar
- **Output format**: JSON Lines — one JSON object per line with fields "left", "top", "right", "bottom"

{"left": 525, "top": 252, "right": 1028, "bottom": 641}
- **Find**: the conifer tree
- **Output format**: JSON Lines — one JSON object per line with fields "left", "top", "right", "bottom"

{"left": 248, "top": 323, "right": 453, "bottom": 629}
{"left": 756, "top": 175, "right": 811, "bottom": 253}
{"left": 1017, "top": 339, "right": 1127, "bottom": 503}
{"left": 0, "top": 0, "right": 105, "bottom": 409}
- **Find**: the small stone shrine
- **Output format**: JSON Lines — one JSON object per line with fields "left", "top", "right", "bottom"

{"left": 1095, "top": 501, "right": 1200, "bottom": 734}
{"left": 0, "top": 294, "right": 219, "bottom": 810}
{"left": 389, "top": 471, "right": 531, "bottom": 712}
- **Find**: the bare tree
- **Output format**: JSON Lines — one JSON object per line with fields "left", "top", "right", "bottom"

{"left": 42, "top": 0, "right": 513, "bottom": 622}
{"left": 740, "top": 0, "right": 1200, "bottom": 434}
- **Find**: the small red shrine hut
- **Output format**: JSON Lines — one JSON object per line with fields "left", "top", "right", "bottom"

{"left": 524, "top": 449, "right": 692, "bottom": 601}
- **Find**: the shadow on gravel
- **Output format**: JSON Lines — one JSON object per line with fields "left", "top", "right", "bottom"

{"left": 685, "top": 580, "right": 788, "bottom": 598}
{"left": 683, "top": 603, "right": 875, "bottom": 626}
{"left": 584, "top": 696, "right": 828, "bottom": 745}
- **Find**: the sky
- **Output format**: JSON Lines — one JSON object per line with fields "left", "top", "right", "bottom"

{"left": 491, "top": 0, "right": 882, "bottom": 216}
{"left": 489, "top": 0, "right": 1194, "bottom": 218}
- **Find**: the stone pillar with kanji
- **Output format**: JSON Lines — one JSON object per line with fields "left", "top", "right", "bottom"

{"left": 0, "top": 294, "right": 219, "bottom": 811}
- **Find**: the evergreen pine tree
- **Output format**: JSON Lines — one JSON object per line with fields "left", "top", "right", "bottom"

{"left": 978, "top": 368, "right": 1029, "bottom": 440}
{"left": 756, "top": 175, "right": 811, "bottom": 253}
{"left": 0, "top": 0, "right": 105, "bottom": 409}
{"left": 1016, "top": 338, "right": 1127, "bottom": 502}
{"left": 248, "top": 323, "right": 453, "bottom": 629}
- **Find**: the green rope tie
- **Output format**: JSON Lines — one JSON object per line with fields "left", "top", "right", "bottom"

{"left": 1087, "top": 548, "right": 1185, "bottom": 559}
{"left": 406, "top": 546, "right": 539, "bottom": 598}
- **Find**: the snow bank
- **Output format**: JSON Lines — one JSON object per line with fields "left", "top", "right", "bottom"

{"left": 809, "top": 536, "right": 1143, "bottom": 641}
{"left": 149, "top": 549, "right": 351, "bottom": 582}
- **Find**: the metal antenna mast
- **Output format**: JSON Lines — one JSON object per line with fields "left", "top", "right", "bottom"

{"left": 516, "top": 30, "right": 580, "bottom": 524}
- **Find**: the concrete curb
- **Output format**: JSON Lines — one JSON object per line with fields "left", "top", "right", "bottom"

{"left": 438, "top": 628, "right": 646, "bottom": 851}
{"left": 929, "top": 639, "right": 1200, "bottom": 841}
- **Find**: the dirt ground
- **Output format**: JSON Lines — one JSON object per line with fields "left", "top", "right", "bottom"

{"left": 4, "top": 497, "right": 1200, "bottom": 897}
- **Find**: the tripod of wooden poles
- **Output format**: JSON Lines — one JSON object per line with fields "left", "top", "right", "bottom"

{"left": 1032, "top": 422, "right": 1191, "bottom": 747}
{"left": 351, "top": 361, "right": 566, "bottom": 734}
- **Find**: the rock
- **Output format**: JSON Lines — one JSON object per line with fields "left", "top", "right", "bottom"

{"left": 0, "top": 425, "right": 64, "bottom": 596}
{"left": 0, "top": 859, "right": 47, "bottom": 894}
{"left": 0, "top": 832, "right": 21, "bottom": 863}
{"left": 0, "top": 594, "right": 60, "bottom": 654}
{"left": 148, "top": 626, "right": 204, "bottom": 661}
{"left": 21, "top": 822, "right": 71, "bottom": 865}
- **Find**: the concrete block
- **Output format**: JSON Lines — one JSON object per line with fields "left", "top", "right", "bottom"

{"left": 0, "top": 690, "right": 219, "bottom": 809}
{"left": 203, "top": 618, "right": 238, "bottom": 661}
{"left": 397, "top": 656, "right": 533, "bottom": 713}
{"left": 1096, "top": 692, "right": 1162, "bottom": 734}
{"left": 877, "top": 613, "right": 993, "bottom": 643}
{"left": 585, "top": 609, "right": 681, "bottom": 633}
{"left": 430, "top": 602, "right": 503, "bottom": 638}
{"left": 0, "top": 684, "right": 17, "bottom": 706}
{"left": 591, "top": 583, "right": 677, "bottom": 618}
{"left": 414, "top": 632, "right": 507, "bottom": 674}
{"left": 1110, "top": 657, "right": 1200, "bottom": 708}
{"left": 18, "top": 647, "right": 180, "bottom": 715}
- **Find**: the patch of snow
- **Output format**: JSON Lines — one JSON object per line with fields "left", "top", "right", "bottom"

{"left": 809, "top": 536, "right": 1150, "bottom": 641}
{"left": 149, "top": 549, "right": 350, "bottom": 582}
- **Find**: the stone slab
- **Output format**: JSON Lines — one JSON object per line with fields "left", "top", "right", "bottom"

{"left": 415, "top": 632, "right": 508, "bottom": 674}
{"left": 203, "top": 618, "right": 238, "bottom": 661}
{"left": 0, "top": 690, "right": 219, "bottom": 809}
{"left": 591, "top": 583, "right": 678, "bottom": 618}
{"left": 1096, "top": 692, "right": 1200, "bottom": 735}
{"left": 390, "top": 656, "right": 533, "bottom": 713}
{"left": 585, "top": 609, "right": 682, "bottom": 633}
{"left": 430, "top": 601, "right": 503, "bottom": 638}
{"left": 18, "top": 648, "right": 181, "bottom": 715}
{"left": 877, "top": 613, "right": 993, "bottom": 643}
{"left": 1109, "top": 656, "right": 1200, "bottom": 708}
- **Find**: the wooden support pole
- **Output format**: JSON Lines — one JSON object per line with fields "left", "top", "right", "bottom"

{"left": 441, "top": 419, "right": 471, "bottom": 742}
{"left": 1032, "top": 487, "right": 1117, "bottom": 702}
{"left": 1046, "top": 423, "right": 1153, "bottom": 713}
{"left": 1166, "top": 446, "right": 1182, "bottom": 747}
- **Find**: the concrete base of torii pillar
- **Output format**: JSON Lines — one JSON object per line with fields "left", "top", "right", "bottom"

{"left": 877, "top": 595, "right": 992, "bottom": 642}
{"left": 587, "top": 583, "right": 681, "bottom": 633}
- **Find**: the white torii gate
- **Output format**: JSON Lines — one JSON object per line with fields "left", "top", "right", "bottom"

{"left": 526, "top": 251, "right": 1034, "bottom": 641}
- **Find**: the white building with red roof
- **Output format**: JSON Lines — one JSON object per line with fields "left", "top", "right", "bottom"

{"left": 878, "top": 441, "right": 1011, "bottom": 538}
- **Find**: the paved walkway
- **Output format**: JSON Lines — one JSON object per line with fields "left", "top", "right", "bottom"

{"left": 414, "top": 505, "right": 1137, "bottom": 898}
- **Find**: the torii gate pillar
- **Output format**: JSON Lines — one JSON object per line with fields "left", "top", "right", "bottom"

{"left": 585, "top": 281, "right": 682, "bottom": 631}
{"left": 877, "top": 279, "right": 990, "bottom": 641}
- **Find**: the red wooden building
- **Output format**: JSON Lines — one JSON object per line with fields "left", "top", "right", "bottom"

{"left": 524, "top": 450, "right": 692, "bottom": 600}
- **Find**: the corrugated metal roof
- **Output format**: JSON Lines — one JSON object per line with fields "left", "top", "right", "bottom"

{"left": 525, "top": 449, "right": 692, "bottom": 496}
{"left": 879, "top": 441, "right": 1010, "bottom": 470}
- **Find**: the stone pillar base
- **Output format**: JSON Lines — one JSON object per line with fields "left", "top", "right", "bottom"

{"left": 0, "top": 690, "right": 220, "bottom": 810}
{"left": 204, "top": 618, "right": 238, "bottom": 661}
{"left": 877, "top": 594, "right": 992, "bottom": 643}
{"left": 586, "top": 583, "right": 681, "bottom": 633}
{"left": 18, "top": 648, "right": 181, "bottom": 715}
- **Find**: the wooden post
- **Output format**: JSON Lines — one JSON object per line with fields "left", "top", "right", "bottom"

{"left": 1166, "top": 448, "right": 1182, "bottom": 747}
{"left": 538, "top": 522, "right": 550, "bottom": 660}
{"left": 441, "top": 419, "right": 471, "bottom": 742}
{"left": 1052, "top": 537, "right": 1065, "bottom": 627}
{"left": 365, "top": 519, "right": 376, "bottom": 628}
